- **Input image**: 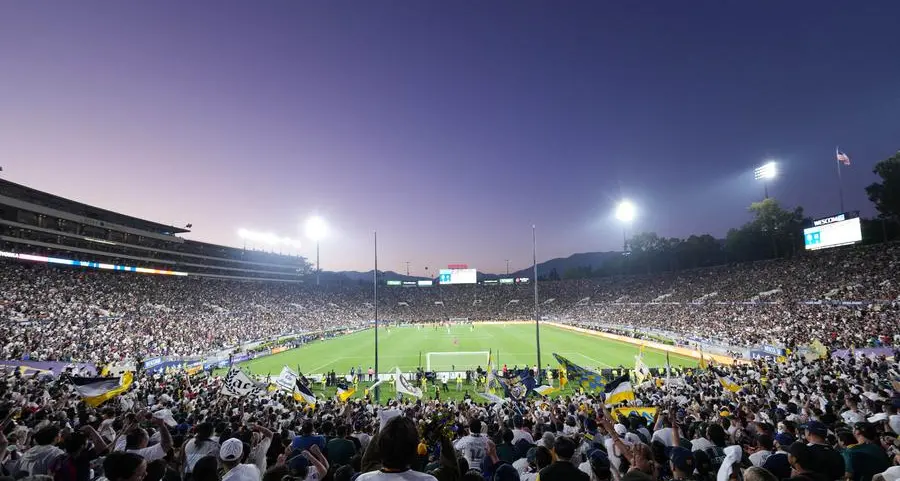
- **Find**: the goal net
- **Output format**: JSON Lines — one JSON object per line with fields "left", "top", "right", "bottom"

{"left": 426, "top": 351, "right": 490, "bottom": 371}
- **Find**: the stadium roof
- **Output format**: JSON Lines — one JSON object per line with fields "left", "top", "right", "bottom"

{"left": 0, "top": 178, "right": 190, "bottom": 235}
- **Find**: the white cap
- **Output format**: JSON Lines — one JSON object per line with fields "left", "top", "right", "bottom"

{"left": 880, "top": 466, "right": 900, "bottom": 481}
{"left": 220, "top": 438, "right": 243, "bottom": 462}
{"left": 614, "top": 424, "right": 627, "bottom": 436}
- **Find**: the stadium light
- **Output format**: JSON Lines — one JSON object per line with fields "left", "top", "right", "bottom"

{"left": 237, "top": 228, "right": 302, "bottom": 250}
{"left": 754, "top": 161, "right": 777, "bottom": 198}
{"left": 615, "top": 200, "right": 636, "bottom": 223}
{"left": 615, "top": 200, "right": 636, "bottom": 253}
{"left": 304, "top": 216, "right": 328, "bottom": 286}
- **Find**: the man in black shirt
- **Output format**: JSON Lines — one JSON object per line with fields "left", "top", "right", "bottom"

{"left": 804, "top": 421, "right": 844, "bottom": 481}
{"left": 538, "top": 436, "right": 589, "bottom": 481}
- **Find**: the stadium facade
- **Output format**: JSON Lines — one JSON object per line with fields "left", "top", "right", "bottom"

{"left": 0, "top": 178, "right": 308, "bottom": 282}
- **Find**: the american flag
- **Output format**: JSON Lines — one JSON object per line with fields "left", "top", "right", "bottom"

{"left": 836, "top": 149, "right": 851, "bottom": 166}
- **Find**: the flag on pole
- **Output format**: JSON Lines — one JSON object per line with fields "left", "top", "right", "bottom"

{"left": 552, "top": 353, "right": 605, "bottom": 391}
{"left": 293, "top": 378, "right": 317, "bottom": 405}
{"left": 221, "top": 367, "right": 262, "bottom": 397}
{"left": 336, "top": 384, "right": 356, "bottom": 402}
{"left": 665, "top": 352, "right": 672, "bottom": 380}
{"left": 274, "top": 366, "right": 299, "bottom": 393}
{"left": 533, "top": 385, "right": 557, "bottom": 396}
{"left": 713, "top": 368, "right": 742, "bottom": 393}
{"left": 71, "top": 372, "right": 134, "bottom": 408}
{"left": 836, "top": 148, "right": 851, "bottom": 166}
{"left": 604, "top": 374, "right": 635, "bottom": 406}
{"left": 699, "top": 349, "right": 708, "bottom": 370}
{"left": 634, "top": 352, "right": 650, "bottom": 385}
{"left": 394, "top": 367, "right": 423, "bottom": 398}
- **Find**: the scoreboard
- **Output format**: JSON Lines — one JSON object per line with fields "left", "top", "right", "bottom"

{"left": 438, "top": 268, "right": 477, "bottom": 284}
{"left": 803, "top": 213, "right": 862, "bottom": 251}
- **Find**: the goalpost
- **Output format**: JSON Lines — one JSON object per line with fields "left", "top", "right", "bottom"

{"left": 426, "top": 351, "right": 490, "bottom": 371}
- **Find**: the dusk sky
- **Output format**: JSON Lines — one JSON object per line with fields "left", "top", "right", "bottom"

{"left": 2, "top": 1, "right": 899, "bottom": 274}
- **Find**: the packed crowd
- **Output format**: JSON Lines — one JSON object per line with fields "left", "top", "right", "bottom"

{"left": 2, "top": 241, "right": 899, "bottom": 364}
{"left": 0, "top": 348, "right": 898, "bottom": 481}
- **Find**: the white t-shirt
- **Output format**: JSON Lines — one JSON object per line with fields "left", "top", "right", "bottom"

{"left": 454, "top": 434, "right": 489, "bottom": 469}
{"left": 183, "top": 438, "right": 221, "bottom": 473}
{"left": 512, "top": 428, "right": 534, "bottom": 445}
{"left": 691, "top": 437, "right": 714, "bottom": 452}
{"left": 356, "top": 470, "right": 437, "bottom": 481}
{"left": 748, "top": 449, "right": 771, "bottom": 467}
{"left": 651, "top": 428, "right": 675, "bottom": 447}
{"left": 126, "top": 444, "right": 167, "bottom": 462}
{"left": 222, "top": 463, "right": 261, "bottom": 481}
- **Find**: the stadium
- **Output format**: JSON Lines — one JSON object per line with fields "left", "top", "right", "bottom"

{"left": 3, "top": 5, "right": 900, "bottom": 477}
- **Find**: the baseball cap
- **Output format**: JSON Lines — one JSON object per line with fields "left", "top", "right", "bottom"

{"left": 666, "top": 446, "right": 694, "bottom": 472}
{"left": 805, "top": 421, "right": 827, "bottom": 437}
{"left": 588, "top": 448, "right": 610, "bottom": 467}
{"left": 775, "top": 432, "right": 795, "bottom": 447}
{"left": 220, "top": 438, "right": 244, "bottom": 462}
{"left": 614, "top": 423, "right": 627, "bottom": 436}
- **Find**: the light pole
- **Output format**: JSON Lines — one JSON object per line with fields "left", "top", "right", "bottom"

{"left": 754, "top": 161, "right": 777, "bottom": 199}
{"left": 615, "top": 200, "right": 636, "bottom": 253}
{"left": 505, "top": 259, "right": 510, "bottom": 276}
{"left": 532, "top": 225, "right": 541, "bottom": 383}
{"left": 304, "top": 216, "right": 328, "bottom": 286}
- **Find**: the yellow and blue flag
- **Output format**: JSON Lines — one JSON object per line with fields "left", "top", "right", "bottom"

{"left": 604, "top": 374, "right": 635, "bottom": 406}
{"left": 553, "top": 353, "right": 605, "bottom": 391}
{"left": 71, "top": 372, "right": 134, "bottom": 408}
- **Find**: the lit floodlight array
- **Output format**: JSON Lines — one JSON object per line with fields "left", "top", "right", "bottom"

{"left": 237, "top": 228, "right": 302, "bottom": 249}
{"left": 304, "top": 216, "right": 328, "bottom": 242}
{"left": 754, "top": 161, "right": 777, "bottom": 180}
{"left": 615, "top": 200, "right": 636, "bottom": 223}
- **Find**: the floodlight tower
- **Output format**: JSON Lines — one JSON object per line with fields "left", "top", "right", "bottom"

{"left": 304, "top": 216, "right": 328, "bottom": 286}
{"left": 615, "top": 200, "right": 636, "bottom": 253}
{"left": 754, "top": 161, "right": 777, "bottom": 199}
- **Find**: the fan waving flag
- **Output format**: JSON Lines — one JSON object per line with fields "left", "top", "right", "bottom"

{"left": 836, "top": 148, "right": 850, "bottom": 166}
{"left": 336, "top": 383, "right": 356, "bottom": 402}
{"left": 553, "top": 353, "right": 605, "bottom": 391}
{"left": 71, "top": 372, "right": 134, "bottom": 407}
{"left": 394, "top": 367, "right": 423, "bottom": 398}
{"left": 713, "top": 367, "right": 742, "bottom": 393}
{"left": 293, "top": 378, "right": 317, "bottom": 405}
{"left": 604, "top": 374, "right": 635, "bottom": 406}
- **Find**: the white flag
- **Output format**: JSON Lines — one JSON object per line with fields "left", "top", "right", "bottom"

{"left": 274, "top": 366, "right": 299, "bottom": 392}
{"left": 221, "top": 367, "right": 260, "bottom": 397}
{"left": 394, "top": 368, "right": 422, "bottom": 398}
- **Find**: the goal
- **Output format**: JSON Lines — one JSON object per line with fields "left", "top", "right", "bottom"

{"left": 426, "top": 351, "right": 490, "bottom": 371}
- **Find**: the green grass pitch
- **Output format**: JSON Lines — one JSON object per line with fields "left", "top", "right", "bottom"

{"left": 240, "top": 323, "right": 697, "bottom": 375}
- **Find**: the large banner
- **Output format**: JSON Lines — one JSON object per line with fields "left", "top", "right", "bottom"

{"left": 612, "top": 407, "right": 658, "bottom": 425}
{"left": 221, "top": 367, "right": 261, "bottom": 397}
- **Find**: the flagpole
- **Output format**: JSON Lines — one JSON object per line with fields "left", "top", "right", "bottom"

{"left": 533, "top": 224, "right": 541, "bottom": 383}
{"left": 836, "top": 146, "right": 845, "bottom": 213}
{"left": 373, "top": 230, "right": 380, "bottom": 404}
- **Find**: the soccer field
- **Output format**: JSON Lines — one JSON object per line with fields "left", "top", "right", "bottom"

{"left": 239, "top": 323, "right": 697, "bottom": 376}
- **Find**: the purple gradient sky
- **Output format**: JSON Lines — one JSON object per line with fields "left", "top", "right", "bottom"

{"left": 1, "top": 1, "right": 899, "bottom": 274}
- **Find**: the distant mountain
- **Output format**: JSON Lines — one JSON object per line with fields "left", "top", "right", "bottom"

{"left": 321, "top": 270, "right": 425, "bottom": 283}
{"left": 505, "top": 251, "right": 623, "bottom": 279}
{"left": 322, "top": 251, "right": 622, "bottom": 283}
